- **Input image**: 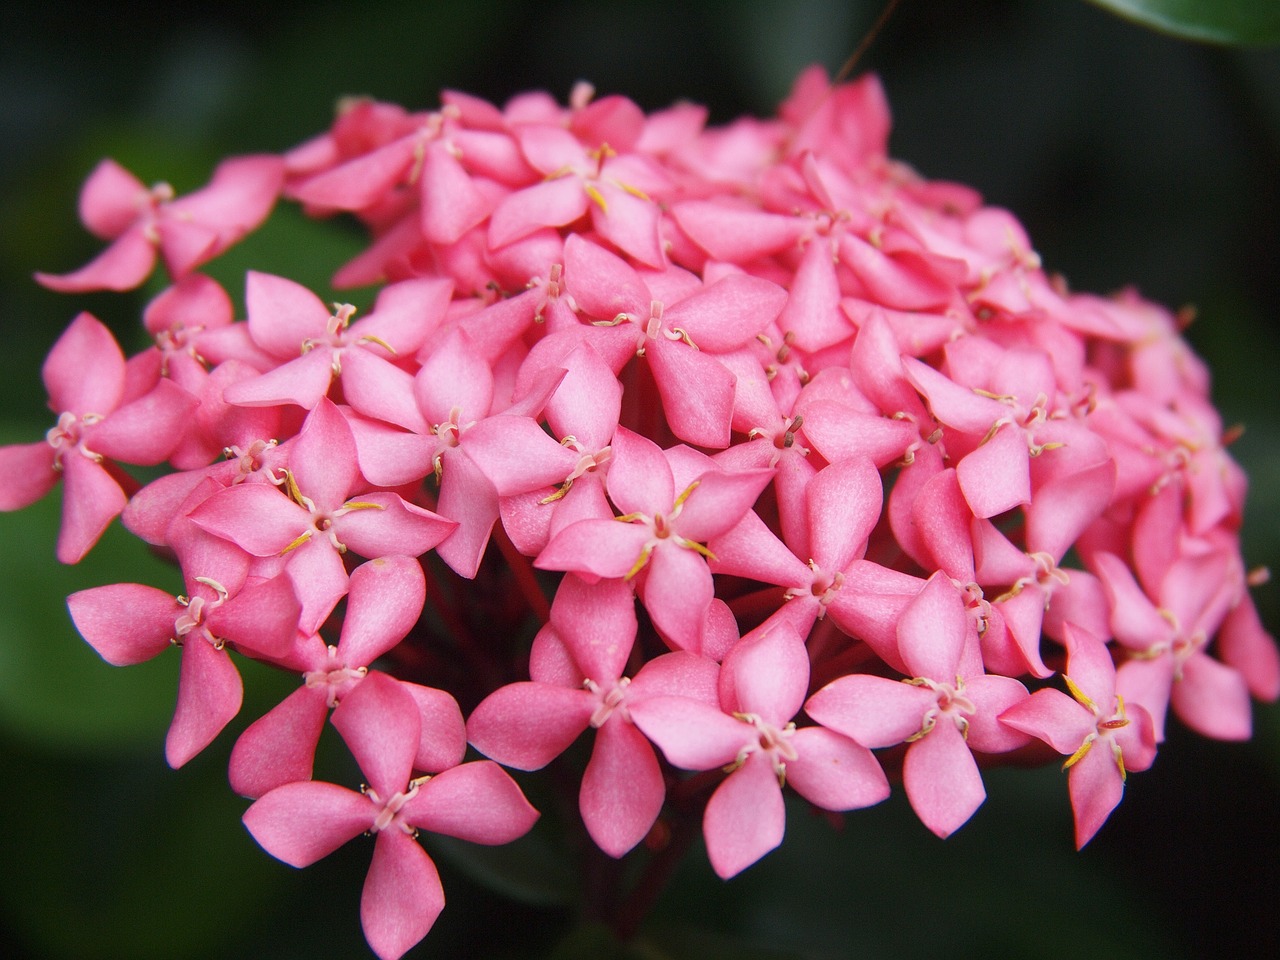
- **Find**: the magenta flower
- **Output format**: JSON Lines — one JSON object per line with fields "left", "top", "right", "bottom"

{"left": 243, "top": 671, "right": 538, "bottom": 960}
{"left": 11, "top": 65, "right": 1278, "bottom": 958}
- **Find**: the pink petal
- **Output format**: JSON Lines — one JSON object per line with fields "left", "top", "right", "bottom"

{"left": 77, "top": 158, "right": 146, "bottom": 238}
{"left": 362, "top": 831, "right": 444, "bottom": 960}
{"left": 589, "top": 182, "right": 664, "bottom": 267}
{"left": 42, "top": 312, "right": 126, "bottom": 415}
{"left": 466, "top": 682, "right": 595, "bottom": 770}
{"left": 961, "top": 674, "right": 1031, "bottom": 754}
{"left": 550, "top": 574, "right": 637, "bottom": 683}
{"left": 283, "top": 539, "right": 351, "bottom": 635}
{"left": 1026, "top": 458, "right": 1116, "bottom": 561}
{"left": 703, "top": 753, "right": 785, "bottom": 879}
{"left": 420, "top": 143, "right": 491, "bottom": 243}
{"left": 542, "top": 340, "right": 623, "bottom": 451}
{"left": 903, "top": 720, "right": 985, "bottom": 838}
{"left": 67, "top": 583, "right": 176, "bottom": 666}
{"left": 603, "top": 426, "right": 673, "bottom": 517}
{"left": 580, "top": 719, "right": 665, "bottom": 857}
{"left": 414, "top": 331, "right": 494, "bottom": 424}
{"left": 337, "top": 556, "right": 427, "bottom": 667}
{"left": 166, "top": 153, "right": 282, "bottom": 239}
{"left": 647, "top": 339, "right": 736, "bottom": 449}
{"left": 536, "top": 518, "right": 651, "bottom": 581}
{"left": 901, "top": 356, "right": 1004, "bottom": 435}
{"left": 332, "top": 672, "right": 421, "bottom": 799}
{"left": 462, "top": 415, "right": 581, "bottom": 496}
{"left": 1218, "top": 594, "right": 1280, "bottom": 701}
{"left": 404, "top": 760, "right": 539, "bottom": 844}
{"left": 335, "top": 493, "right": 457, "bottom": 559}
{"left": 89, "top": 379, "right": 199, "bottom": 465}
{"left": 433, "top": 449, "right": 500, "bottom": 578}
{"left": 208, "top": 572, "right": 301, "bottom": 660}
{"left": 34, "top": 226, "right": 157, "bottom": 293}
{"left": 222, "top": 347, "right": 336, "bottom": 410}
{"left": 674, "top": 465, "right": 774, "bottom": 544}
{"left": 628, "top": 695, "right": 746, "bottom": 770}
{"left": 1067, "top": 736, "right": 1125, "bottom": 849}
{"left": 1061, "top": 625, "right": 1119, "bottom": 706}
{"left": 400, "top": 682, "right": 467, "bottom": 773}
{"left": 722, "top": 623, "right": 809, "bottom": 723}
{"left": 664, "top": 274, "right": 788, "bottom": 354}
{"left": 774, "top": 239, "right": 849, "bottom": 352}
{"left": 998, "top": 688, "right": 1093, "bottom": 757}
{"left": 0, "top": 441, "right": 57, "bottom": 511}
{"left": 804, "top": 674, "right": 934, "bottom": 749}
{"left": 786, "top": 726, "right": 889, "bottom": 811}
{"left": 955, "top": 423, "right": 1031, "bottom": 519}
{"left": 166, "top": 637, "right": 243, "bottom": 767}
{"left": 229, "top": 686, "right": 329, "bottom": 798}
{"left": 1116, "top": 655, "right": 1175, "bottom": 742}
{"left": 489, "top": 176, "right": 587, "bottom": 249}
{"left": 156, "top": 218, "right": 221, "bottom": 277}
{"left": 896, "top": 572, "right": 967, "bottom": 681}
{"left": 291, "top": 136, "right": 417, "bottom": 210}
{"left": 292, "top": 399, "right": 360, "bottom": 509}
{"left": 1172, "top": 653, "right": 1252, "bottom": 741}
{"left": 190, "top": 483, "right": 308, "bottom": 556}
{"left": 244, "top": 270, "right": 331, "bottom": 359}
{"left": 1092, "top": 552, "right": 1170, "bottom": 652}
{"left": 806, "top": 456, "right": 883, "bottom": 574}
{"left": 640, "top": 542, "right": 714, "bottom": 652}
{"left": 57, "top": 452, "right": 127, "bottom": 564}
{"left": 243, "top": 780, "right": 372, "bottom": 867}
{"left": 672, "top": 201, "right": 803, "bottom": 262}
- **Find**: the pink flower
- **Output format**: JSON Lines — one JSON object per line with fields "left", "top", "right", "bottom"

{"left": 468, "top": 574, "right": 719, "bottom": 856}
{"left": 243, "top": 671, "right": 538, "bottom": 960}
{"left": 805, "top": 573, "right": 1030, "bottom": 838}
{"left": 229, "top": 554, "right": 464, "bottom": 799}
{"left": 1000, "top": 626, "right": 1157, "bottom": 847}
{"left": 67, "top": 515, "right": 300, "bottom": 766}
{"left": 536, "top": 426, "right": 772, "bottom": 652}
{"left": 36, "top": 155, "right": 283, "bottom": 292}
{"left": 190, "top": 399, "right": 454, "bottom": 629}
{"left": 0, "top": 312, "right": 197, "bottom": 562}
{"left": 631, "top": 622, "right": 889, "bottom": 878}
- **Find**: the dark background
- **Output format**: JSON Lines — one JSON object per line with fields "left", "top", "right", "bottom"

{"left": 0, "top": 1, "right": 1276, "bottom": 957}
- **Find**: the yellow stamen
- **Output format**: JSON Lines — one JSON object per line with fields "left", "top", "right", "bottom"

{"left": 1063, "top": 674, "right": 1096, "bottom": 712}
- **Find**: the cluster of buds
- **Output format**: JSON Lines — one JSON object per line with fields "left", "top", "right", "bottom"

{"left": 2, "top": 67, "right": 1276, "bottom": 959}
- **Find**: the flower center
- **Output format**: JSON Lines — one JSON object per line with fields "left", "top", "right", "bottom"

{"left": 303, "top": 645, "right": 369, "bottom": 707}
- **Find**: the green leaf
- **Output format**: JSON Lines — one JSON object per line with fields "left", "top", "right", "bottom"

{"left": 1085, "top": 0, "right": 1280, "bottom": 45}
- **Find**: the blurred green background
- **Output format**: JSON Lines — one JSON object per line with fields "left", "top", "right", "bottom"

{"left": 1, "top": 1, "right": 1277, "bottom": 957}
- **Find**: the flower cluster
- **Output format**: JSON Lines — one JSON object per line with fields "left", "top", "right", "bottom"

{"left": 3, "top": 66, "right": 1276, "bottom": 958}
